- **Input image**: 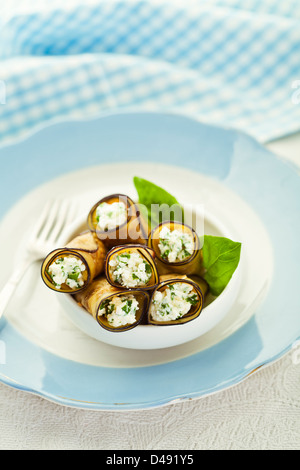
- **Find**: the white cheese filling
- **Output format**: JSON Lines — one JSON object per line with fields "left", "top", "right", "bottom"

{"left": 96, "top": 201, "right": 127, "bottom": 232}
{"left": 149, "top": 282, "right": 198, "bottom": 322}
{"left": 109, "top": 251, "right": 152, "bottom": 287}
{"left": 98, "top": 295, "right": 139, "bottom": 327}
{"left": 158, "top": 226, "right": 194, "bottom": 263}
{"left": 48, "top": 256, "right": 86, "bottom": 290}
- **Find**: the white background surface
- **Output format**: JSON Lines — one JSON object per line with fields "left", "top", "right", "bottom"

{"left": 0, "top": 132, "right": 299, "bottom": 451}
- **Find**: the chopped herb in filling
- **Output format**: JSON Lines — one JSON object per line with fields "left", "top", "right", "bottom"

{"left": 149, "top": 282, "right": 198, "bottom": 322}
{"left": 158, "top": 226, "right": 194, "bottom": 263}
{"left": 96, "top": 201, "right": 127, "bottom": 232}
{"left": 48, "top": 256, "right": 86, "bottom": 290}
{"left": 98, "top": 295, "right": 139, "bottom": 327}
{"left": 109, "top": 251, "right": 152, "bottom": 288}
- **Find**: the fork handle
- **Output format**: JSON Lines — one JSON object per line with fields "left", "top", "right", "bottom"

{"left": 0, "top": 257, "right": 35, "bottom": 319}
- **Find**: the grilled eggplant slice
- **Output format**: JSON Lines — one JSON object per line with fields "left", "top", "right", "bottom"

{"left": 75, "top": 276, "right": 150, "bottom": 331}
{"left": 41, "top": 231, "right": 106, "bottom": 293}
{"left": 148, "top": 273, "right": 207, "bottom": 325}
{"left": 147, "top": 221, "right": 202, "bottom": 275}
{"left": 105, "top": 244, "right": 159, "bottom": 290}
{"left": 87, "top": 194, "right": 148, "bottom": 248}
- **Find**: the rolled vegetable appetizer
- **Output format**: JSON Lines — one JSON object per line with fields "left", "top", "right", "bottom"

{"left": 105, "top": 244, "right": 159, "bottom": 290}
{"left": 75, "top": 276, "right": 150, "bottom": 331}
{"left": 41, "top": 231, "right": 107, "bottom": 293}
{"left": 147, "top": 273, "right": 207, "bottom": 325}
{"left": 159, "top": 273, "right": 209, "bottom": 300}
{"left": 147, "top": 221, "right": 202, "bottom": 275}
{"left": 87, "top": 194, "right": 148, "bottom": 248}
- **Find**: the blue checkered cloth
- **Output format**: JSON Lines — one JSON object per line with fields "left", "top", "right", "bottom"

{"left": 0, "top": 0, "right": 300, "bottom": 145}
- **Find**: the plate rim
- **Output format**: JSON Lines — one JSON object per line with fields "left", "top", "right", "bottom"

{"left": 0, "top": 108, "right": 299, "bottom": 410}
{"left": 0, "top": 321, "right": 295, "bottom": 411}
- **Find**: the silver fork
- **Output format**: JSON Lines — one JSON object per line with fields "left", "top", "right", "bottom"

{"left": 0, "top": 198, "right": 78, "bottom": 319}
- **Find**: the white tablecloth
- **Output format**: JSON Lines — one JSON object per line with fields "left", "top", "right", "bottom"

{"left": 0, "top": 349, "right": 299, "bottom": 450}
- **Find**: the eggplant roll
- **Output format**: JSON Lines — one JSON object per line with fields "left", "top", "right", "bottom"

{"left": 75, "top": 276, "right": 150, "bottom": 331}
{"left": 147, "top": 273, "right": 207, "bottom": 325}
{"left": 41, "top": 231, "right": 107, "bottom": 293}
{"left": 87, "top": 194, "right": 148, "bottom": 248}
{"left": 105, "top": 244, "right": 159, "bottom": 290}
{"left": 147, "top": 221, "right": 202, "bottom": 275}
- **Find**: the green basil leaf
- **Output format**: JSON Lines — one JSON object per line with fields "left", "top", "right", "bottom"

{"left": 202, "top": 235, "right": 241, "bottom": 296}
{"left": 133, "top": 176, "right": 183, "bottom": 228}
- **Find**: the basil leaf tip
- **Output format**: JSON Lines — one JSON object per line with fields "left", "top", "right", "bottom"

{"left": 133, "top": 176, "right": 183, "bottom": 228}
{"left": 202, "top": 235, "right": 242, "bottom": 296}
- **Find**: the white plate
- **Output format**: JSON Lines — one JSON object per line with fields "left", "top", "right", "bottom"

{"left": 0, "top": 111, "right": 295, "bottom": 410}
{"left": 3, "top": 161, "right": 272, "bottom": 363}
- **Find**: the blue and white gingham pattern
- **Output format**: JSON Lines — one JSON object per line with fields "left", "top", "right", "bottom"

{"left": 0, "top": 0, "right": 300, "bottom": 146}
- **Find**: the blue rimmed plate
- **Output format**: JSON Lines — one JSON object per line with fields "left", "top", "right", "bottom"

{"left": 0, "top": 111, "right": 299, "bottom": 410}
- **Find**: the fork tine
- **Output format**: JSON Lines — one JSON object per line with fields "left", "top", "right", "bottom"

{"left": 54, "top": 199, "right": 81, "bottom": 242}
{"left": 62, "top": 198, "right": 78, "bottom": 225}
{"left": 48, "top": 199, "right": 76, "bottom": 244}
{"left": 29, "top": 199, "right": 53, "bottom": 241}
{"left": 37, "top": 198, "right": 62, "bottom": 242}
{"left": 29, "top": 198, "right": 80, "bottom": 251}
